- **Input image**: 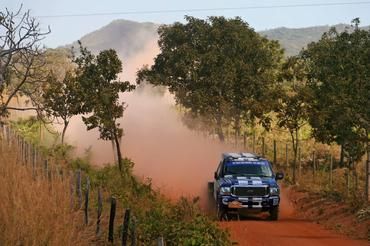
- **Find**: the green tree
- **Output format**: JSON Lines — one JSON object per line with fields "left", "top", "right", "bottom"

{"left": 42, "top": 71, "right": 82, "bottom": 144}
{"left": 74, "top": 43, "right": 135, "bottom": 171}
{"left": 275, "top": 57, "right": 309, "bottom": 184}
{"left": 138, "top": 16, "right": 283, "bottom": 141}
{"left": 302, "top": 19, "right": 370, "bottom": 163}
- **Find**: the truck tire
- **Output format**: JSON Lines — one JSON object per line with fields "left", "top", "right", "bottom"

{"left": 269, "top": 206, "right": 279, "bottom": 221}
{"left": 217, "top": 204, "right": 229, "bottom": 221}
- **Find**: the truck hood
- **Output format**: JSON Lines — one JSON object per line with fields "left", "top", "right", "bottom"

{"left": 219, "top": 176, "right": 277, "bottom": 187}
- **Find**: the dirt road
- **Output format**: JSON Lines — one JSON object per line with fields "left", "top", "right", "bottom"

{"left": 220, "top": 188, "right": 368, "bottom": 246}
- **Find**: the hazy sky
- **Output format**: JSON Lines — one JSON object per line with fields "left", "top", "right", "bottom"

{"left": 3, "top": 0, "right": 370, "bottom": 48}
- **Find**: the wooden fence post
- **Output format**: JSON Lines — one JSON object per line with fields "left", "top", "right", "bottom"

{"left": 21, "top": 138, "right": 24, "bottom": 164}
{"left": 366, "top": 145, "right": 370, "bottom": 202}
{"left": 366, "top": 159, "right": 370, "bottom": 202}
{"left": 345, "top": 168, "right": 350, "bottom": 196}
{"left": 84, "top": 176, "right": 90, "bottom": 225}
{"left": 70, "top": 171, "right": 74, "bottom": 209}
{"left": 157, "top": 237, "right": 164, "bottom": 246}
{"left": 76, "top": 170, "right": 82, "bottom": 208}
{"left": 96, "top": 188, "right": 103, "bottom": 236}
{"left": 329, "top": 154, "right": 333, "bottom": 188}
{"left": 32, "top": 145, "right": 35, "bottom": 169}
{"left": 285, "top": 143, "right": 289, "bottom": 167}
{"left": 131, "top": 217, "right": 136, "bottom": 246}
{"left": 243, "top": 133, "right": 247, "bottom": 151}
{"left": 122, "top": 209, "right": 131, "bottom": 246}
{"left": 44, "top": 160, "right": 49, "bottom": 179}
{"left": 273, "top": 140, "right": 277, "bottom": 166}
{"left": 252, "top": 132, "right": 256, "bottom": 153}
{"left": 298, "top": 147, "right": 301, "bottom": 179}
{"left": 25, "top": 141, "right": 28, "bottom": 165}
{"left": 312, "top": 151, "right": 316, "bottom": 181}
{"left": 108, "top": 197, "right": 117, "bottom": 243}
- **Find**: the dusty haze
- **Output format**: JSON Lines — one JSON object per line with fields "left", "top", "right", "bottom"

{"left": 61, "top": 39, "right": 236, "bottom": 205}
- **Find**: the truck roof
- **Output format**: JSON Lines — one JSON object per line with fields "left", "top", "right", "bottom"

{"left": 222, "top": 152, "right": 265, "bottom": 162}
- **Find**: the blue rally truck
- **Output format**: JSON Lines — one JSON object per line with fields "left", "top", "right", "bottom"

{"left": 211, "top": 153, "right": 284, "bottom": 221}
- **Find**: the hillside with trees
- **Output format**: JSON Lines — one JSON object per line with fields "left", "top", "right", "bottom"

{"left": 64, "top": 19, "right": 369, "bottom": 57}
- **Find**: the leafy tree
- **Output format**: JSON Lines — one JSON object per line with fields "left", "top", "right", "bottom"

{"left": 74, "top": 43, "right": 135, "bottom": 171}
{"left": 302, "top": 19, "right": 370, "bottom": 163}
{"left": 275, "top": 56, "right": 309, "bottom": 183}
{"left": 42, "top": 71, "right": 82, "bottom": 144}
{"left": 138, "top": 16, "right": 283, "bottom": 141}
{"left": 0, "top": 5, "right": 50, "bottom": 119}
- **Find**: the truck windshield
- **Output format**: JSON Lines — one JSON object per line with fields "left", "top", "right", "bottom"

{"left": 224, "top": 163, "right": 272, "bottom": 177}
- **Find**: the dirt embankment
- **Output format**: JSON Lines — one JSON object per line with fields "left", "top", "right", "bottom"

{"left": 287, "top": 186, "right": 369, "bottom": 240}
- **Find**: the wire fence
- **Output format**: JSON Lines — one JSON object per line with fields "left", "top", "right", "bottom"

{"left": 221, "top": 131, "right": 369, "bottom": 203}
{"left": 0, "top": 123, "right": 166, "bottom": 245}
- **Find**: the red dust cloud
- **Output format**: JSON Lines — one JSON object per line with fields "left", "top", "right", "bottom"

{"left": 65, "top": 39, "right": 236, "bottom": 206}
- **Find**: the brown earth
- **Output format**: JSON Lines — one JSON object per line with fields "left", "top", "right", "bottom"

{"left": 220, "top": 187, "right": 369, "bottom": 246}
{"left": 287, "top": 186, "right": 369, "bottom": 240}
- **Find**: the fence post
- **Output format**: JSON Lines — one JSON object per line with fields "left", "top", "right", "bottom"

{"left": 366, "top": 144, "right": 370, "bottom": 202}
{"left": 25, "top": 141, "right": 28, "bottom": 165}
{"left": 84, "top": 176, "right": 90, "bottom": 225}
{"left": 273, "top": 140, "right": 277, "bottom": 166}
{"left": 32, "top": 145, "right": 35, "bottom": 171}
{"left": 108, "top": 197, "right": 117, "bottom": 243}
{"left": 345, "top": 168, "right": 350, "bottom": 196}
{"left": 96, "top": 188, "right": 103, "bottom": 236}
{"left": 261, "top": 137, "right": 265, "bottom": 157}
{"left": 298, "top": 147, "right": 301, "bottom": 180}
{"left": 122, "top": 209, "right": 131, "bottom": 246}
{"left": 312, "top": 151, "right": 316, "bottom": 181}
{"left": 69, "top": 171, "right": 74, "bottom": 209}
{"left": 76, "top": 170, "right": 82, "bottom": 208}
{"left": 252, "top": 132, "right": 256, "bottom": 153}
{"left": 157, "top": 237, "right": 164, "bottom": 246}
{"left": 44, "top": 160, "right": 49, "bottom": 179}
{"left": 243, "top": 133, "right": 247, "bottom": 151}
{"left": 366, "top": 159, "right": 370, "bottom": 202}
{"left": 131, "top": 217, "right": 136, "bottom": 246}
{"left": 285, "top": 143, "right": 288, "bottom": 167}
{"left": 329, "top": 154, "right": 333, "bottom": 188}
{"left": 21, "top": 138, "right": 24, "bottom": 164}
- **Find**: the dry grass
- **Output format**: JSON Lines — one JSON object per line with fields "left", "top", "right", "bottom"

{"left": 0, "top": 141, "right": 94, "bottom": 245}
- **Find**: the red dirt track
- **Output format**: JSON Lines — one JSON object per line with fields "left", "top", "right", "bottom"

{"left": 220, "top": 188, "right": 368, "bottom": 246}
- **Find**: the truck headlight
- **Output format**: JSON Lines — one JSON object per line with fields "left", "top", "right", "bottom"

{"left": 270, "top": 187, "right": 279, "bottom": 196}
{"left": 220, "top": 187, "right": 231, "bottom": 195}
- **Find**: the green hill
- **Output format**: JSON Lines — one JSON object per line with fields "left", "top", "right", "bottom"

{"left": 259, "top": 24, "right": 369, "bottom": 56}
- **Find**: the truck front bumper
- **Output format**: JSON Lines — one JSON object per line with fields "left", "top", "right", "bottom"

{"left": 220, "top": 196, "right": 279, "bottom": 209}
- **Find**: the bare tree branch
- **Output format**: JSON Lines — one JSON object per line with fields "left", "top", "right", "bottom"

{"left": 0, "top": 5, "right": 50, "bottom": 119}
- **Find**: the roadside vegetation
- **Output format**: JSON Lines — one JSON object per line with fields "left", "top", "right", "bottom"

{"left": 0, "top": 5, "right": 369, "bottom": 245}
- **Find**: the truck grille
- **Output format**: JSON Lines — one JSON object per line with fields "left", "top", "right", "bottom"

{"left": 232, "top": 186, "right": 268, "bottom": 197}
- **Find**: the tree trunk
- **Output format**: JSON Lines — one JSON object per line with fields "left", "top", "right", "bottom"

{"left": 366, "top": 130, "right": 370, "bottom": 202}
{"left": 61, "top": 120, "right": 69, "bottom": 144}
{"left": 216, "top": 116, "right": 225, "bottom": 142}
{"left": 340, "top": 145, "right": 345, "bottom": 168}
{"left": 113, "top": 130, "right": 123, "bottom": 171}
{"left": 234, "top": 116, "right": 241, "bottom": 146}
{"left": 290, "top": 130, "right": 298, "bottom": 184}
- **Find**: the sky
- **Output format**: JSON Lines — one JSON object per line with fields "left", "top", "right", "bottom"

{"left": 3, "top": 0, "right": 370, "bottom": 48}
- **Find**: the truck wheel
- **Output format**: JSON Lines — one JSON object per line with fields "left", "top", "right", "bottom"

{"left": 217, "top": 204, "right": 228, "bottom": 221}
{"left": 269, "top": 206, "right": 279, "bottom": 221}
